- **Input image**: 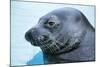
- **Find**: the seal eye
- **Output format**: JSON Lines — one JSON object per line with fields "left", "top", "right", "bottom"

{"left": 48, "top": 22, "right": 55, "bottom": 26}
{"left": 45, "top": 21, "right": 56, "bottom": 28}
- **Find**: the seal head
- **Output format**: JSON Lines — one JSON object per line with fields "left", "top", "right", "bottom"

{"left": 25, "top": 7, "right": 94, "bottom": 56}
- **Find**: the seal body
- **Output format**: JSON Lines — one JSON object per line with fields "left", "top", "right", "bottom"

{"left": 25, "top": 7, "right": 95, "bottom": 64}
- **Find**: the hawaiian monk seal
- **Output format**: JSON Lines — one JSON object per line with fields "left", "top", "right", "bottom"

{"left": 25, "top": 7, "right": 95, "bottom": 64}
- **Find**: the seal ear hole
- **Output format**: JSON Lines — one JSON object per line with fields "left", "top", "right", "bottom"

{"left": 75, "top": 17, "right": 81, "bottom": 22}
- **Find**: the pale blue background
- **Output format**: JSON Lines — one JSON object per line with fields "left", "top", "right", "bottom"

{"left": 11, "top": 1, "right": 95, "bottom": 66}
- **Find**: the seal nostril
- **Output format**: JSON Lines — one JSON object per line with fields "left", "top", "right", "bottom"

{"left": 25, "top": 31, "right": 33, "bottom": 42}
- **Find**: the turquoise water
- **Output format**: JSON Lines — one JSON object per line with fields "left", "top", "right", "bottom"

{"left": 11, "top": 1, "right": 95, "bottom": 66}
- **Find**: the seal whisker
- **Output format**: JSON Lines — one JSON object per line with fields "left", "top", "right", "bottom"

{"left": 41, "top": 39, "right": 54, "bottom": 54}
{"left": 50, "top": 41, "right": 60, "bottom": 53}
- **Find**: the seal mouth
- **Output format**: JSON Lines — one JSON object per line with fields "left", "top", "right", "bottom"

{"left": 29, "top": 36, "right": 70, "bottom": 55}
{"left": 29, "top": 35, "right": 81, "bottom": 55}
